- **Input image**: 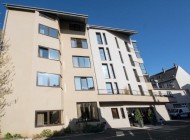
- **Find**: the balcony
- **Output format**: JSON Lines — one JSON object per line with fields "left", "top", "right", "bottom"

{"left": 97, "top": 89, "right": 176, "bottom": 103}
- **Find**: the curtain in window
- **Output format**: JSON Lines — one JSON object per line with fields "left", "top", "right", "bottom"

{"left": 37, "top": 113, "right": 44, "bottom": 126}
{"left": 71, "top": 39, "right": 77, "bottom": 48}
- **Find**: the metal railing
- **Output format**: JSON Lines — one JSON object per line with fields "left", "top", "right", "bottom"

{"left": 97, "top": 89, "right": 175, "bottom": 98}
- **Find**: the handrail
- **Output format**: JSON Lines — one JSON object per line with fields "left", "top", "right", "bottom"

{"left": 97, "top": 89, "right": 174, "bottom": 98}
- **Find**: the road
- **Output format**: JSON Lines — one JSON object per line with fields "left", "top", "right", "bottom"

{"left": 48, "top": 120, "right": 190, "bottom": 140}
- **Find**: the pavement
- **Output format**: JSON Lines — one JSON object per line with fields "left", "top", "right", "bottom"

{"left": 47, "top": 120, "right": 190, "bottom": 140}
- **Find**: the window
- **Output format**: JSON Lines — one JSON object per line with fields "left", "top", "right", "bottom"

{"left": 113, "top": 82, "right": 119, "bottom": 94}
{"left": 120, "top": 108, "right": 125, "bottom": 118}
{"left": 139, "top": 63, "right": 147, "bottom": 74}
{"left": 138, "top": 85, "right": 144, "bottom": 95}
{"left": 133, "top": 42, "right": 141, "bottom": 58}
{"left": 106, "top": 82, "right": 113, "bottom": 94}
{"left": 71, "top": 38, "right": 88, "bottom": 49}
{"left": 96, "top": 33, "right": 103, "bottom": 44}
{"left": 115, "top": 37, "right": 119, "bottom": 48}
{"left": 69, "top": 23, "right": 85, "bottom": 32}
{"left": 39, "top": 47, "right": 60, "bottom": 60}
{"left": 125, "top": 41, "right": 130, "bottom": 52}
{"left": 99, "top": 48, "right": 106, "bottom": 61}
{"left": 110, "top": 64, "right": 116, "bottom": 78}
{"left": 119, "top": 51, "right": 124, "bottom": 63}
{"left": 129, "top": 55, "right": 135, "bottom": 66}
{"left": 111, "top": 108, "right": 119, "bottom": 119}
{"left": 128, "top": 84, "right": 133, "bottom": 95}
{"left": 39, "top": 24, "right": 58, "bottom": 38}
{"left": 106, "top": 48, "right": 111, "bottom": 61}
{"left": 123, "top": 66, "right": 129, "bottom": 80}
{"left": 35, "top": 110, "right": 61, "bottom": 127}
{"left": 133, "top": 69, "right": 140, "bottom": 82}
{"left": 37, "top": 72, "right": 60, "bottom": 87}
{"left": 72, "top": 56, "right": 90, "bottom": 68}
{"left": 75, "top": 77, "right": 94, "bottom": 90}
{"left": 103, "top": 33, "right": 108, "bottom": 45}
{"left": 102, "top": 64, "right": 110, "bottom": 79}
{"left": 77, "top": 102, "right": 99, "bottom": 122}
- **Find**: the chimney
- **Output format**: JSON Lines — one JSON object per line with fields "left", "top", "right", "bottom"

{"left": 162, "top": 68, "right": 165, "bottom": 73}
{"left": 174, "top": 63, "right": 177, "bottom": 68}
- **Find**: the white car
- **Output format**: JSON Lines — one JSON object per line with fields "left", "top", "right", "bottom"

{"left": 169, "top": 108, "right": 190, "bottom": 118}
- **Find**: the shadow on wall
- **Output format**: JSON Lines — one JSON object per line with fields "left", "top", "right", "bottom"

{"left": 45, "top": 108, "right": 111, "bottom": 139}
{"left": 182, "top": 84, "right": 190, "bottom": 94}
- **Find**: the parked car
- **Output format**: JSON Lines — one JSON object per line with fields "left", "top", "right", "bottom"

{"left": 169, "top": 108, "right": 190, "bottom": 119}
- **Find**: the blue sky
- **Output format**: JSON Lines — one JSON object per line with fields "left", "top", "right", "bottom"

{"left": 0, "top": 0, "right": 190, "bottom": 75}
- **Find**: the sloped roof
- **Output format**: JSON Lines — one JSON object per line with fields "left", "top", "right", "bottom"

{"left": 3, "top": 3, "right": 88, "bottom": 23}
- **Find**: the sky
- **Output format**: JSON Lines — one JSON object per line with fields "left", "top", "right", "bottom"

{"left": 0, "top": 0, "right": 190, "bottom": 75}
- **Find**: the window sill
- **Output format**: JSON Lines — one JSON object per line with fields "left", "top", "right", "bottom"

{"left": 75, "top": 89, "right": 95, "bottom": 91}
{"left": 37, "top": 85, "right": 61, "bottom": 88}
{"left": 35, "top": 123, "right": 63, "bottom": 128}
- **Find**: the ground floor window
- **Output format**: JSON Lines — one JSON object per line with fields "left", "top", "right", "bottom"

{"left": 127, "top": 107, "right": 156, "bottom": 125}
{"left": 35, "top": 110, "right": 61, "bottom": 127}
{"left": 77, "top": 102, "right": 99, "bottom": 122}
{"left": 111, "top": 108, "right": 120, "bottom": 119}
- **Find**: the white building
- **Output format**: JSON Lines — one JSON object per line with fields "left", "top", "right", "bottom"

{"left": 150, "top": 65, "right": 190, "bottom": 110}
{"left": 1, "top": 3, "right": 174, "bottom": 137}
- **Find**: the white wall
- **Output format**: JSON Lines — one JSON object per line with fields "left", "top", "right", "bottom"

{"left": 88, "top": 29, "right": 149, "bottom": 95}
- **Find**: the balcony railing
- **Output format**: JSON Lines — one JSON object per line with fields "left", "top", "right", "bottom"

{"left": 98, "top": 89, "right": 175, "bottom": 98}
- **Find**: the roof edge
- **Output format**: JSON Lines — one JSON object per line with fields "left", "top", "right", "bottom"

{"left": 3, "top": 3, "right": 88, "bottom": 19}
{"left": 89, "top": 25, "right": 137, "bottom": 35}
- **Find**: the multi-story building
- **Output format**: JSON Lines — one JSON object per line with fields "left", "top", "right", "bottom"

{"left": 150, "top": 65, "right": 190, "bottom": 110}
{"left": 1, "top": 3, "right": 175, "bottom": 136}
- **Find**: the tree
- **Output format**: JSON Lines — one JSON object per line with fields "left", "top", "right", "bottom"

{"left": 135, "top": 109, "right": 144, "bottom": 127}
{"left": 0, "top": 30, "right": 14, "bottom": 118}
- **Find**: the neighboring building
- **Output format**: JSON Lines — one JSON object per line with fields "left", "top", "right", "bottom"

{"left": 1, "top": 3, "right": 175, "bottom": 136}
{"left": 150, "top": 64, "right": 190, "bottom": 93}
{"left": 152, "top": 89, "right": 190, "bottom": 111}
{"left": 150, "top": 65, "right": 190, "bottom": 111}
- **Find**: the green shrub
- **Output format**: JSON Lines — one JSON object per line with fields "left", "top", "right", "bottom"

{"left": 52, "top": 130, "right": 65, "bottom": 137}
{"left": 33, "top": 134, "right": 42, "bottom": 139}
{"left": 13, "top": 134, "right": 23, "bottom": 138}
{"left": 64, "top": 127, "right": 72, "bottom": 134}
{"left": 83, "top": 122, "right": 105, "bottom": 133}
{"left": 4, "top": 132, "right": 13, "bottom": 139}
{"left": 40, "top": 129, "right": 53, "bottom": 137}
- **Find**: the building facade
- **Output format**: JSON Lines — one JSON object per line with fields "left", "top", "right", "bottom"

{"left": 1, "top": 4, "right": 174, "bottom": 136}
{"left": 150, "top": 65, "right": 190, "bottom": 110}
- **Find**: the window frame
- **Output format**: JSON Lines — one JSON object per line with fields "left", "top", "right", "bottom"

{"left": 115, "top": 37, "right": 119, "bottom": 48}
{"left": 96, "top": 32, "right": 103, "bottom": 44}
{"left": 69, "top": 23, "right": 85, "bottom": 32}
{"left": 106, "top": 48, "right": 111, "bottom": 61}
{"left": 111, "top": 108, "right": 120, "bottom": 119}
{"left": 120, "top": 108, "right": 126, "bottom": 119}
{"left": 102, "top": 64, "right": 110, "bottom": 79}
{"left": 99, "top": 48, "right": 106, "bottom": 61}
{"left": 106, "top": 82, "right": 113, "bottom": 94}
{"left": 76, "top": 102, "right": 99, "bottom": 122}
{"left": 123, "top": 66, "right": 129, "bottom": 80}
{"left": 110, "top": 64, "right": 116, "bottom": 79}
{"left": 103, "top": 33, "right": 108, "bottom": 45}
{"left": 119, "top": 51, "right": 124, "bottom": 63}
{"left": 72, "top": 56, "right": 91, "bottom": 68}
{"left": 129, "top": 54, "right": 135, "bottom": 66}
{"left": 35, "top": 110, "right": 62, "bottom": 127}
{"left": 37, "top": 72, "right": 61, "bottom": 87}
{"left": 39, "top": 24, "right": 59, "bottom": 39}
{"left": 38, "top": 46, "right": 60, "bottom": 61}
{"left": 74, "top": 76, "right": 95, "bottom": 91}
{"left": 71, "top": 38, "right": 88, "bottom": 49}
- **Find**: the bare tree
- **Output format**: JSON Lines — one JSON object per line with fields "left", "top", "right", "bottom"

{"left": 0, "top": 30, "right": 14, "bottom": 118}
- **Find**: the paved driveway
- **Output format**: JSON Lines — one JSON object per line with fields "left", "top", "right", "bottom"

{"left": 48, "top": 120, "right": 190, "bottom": 140}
